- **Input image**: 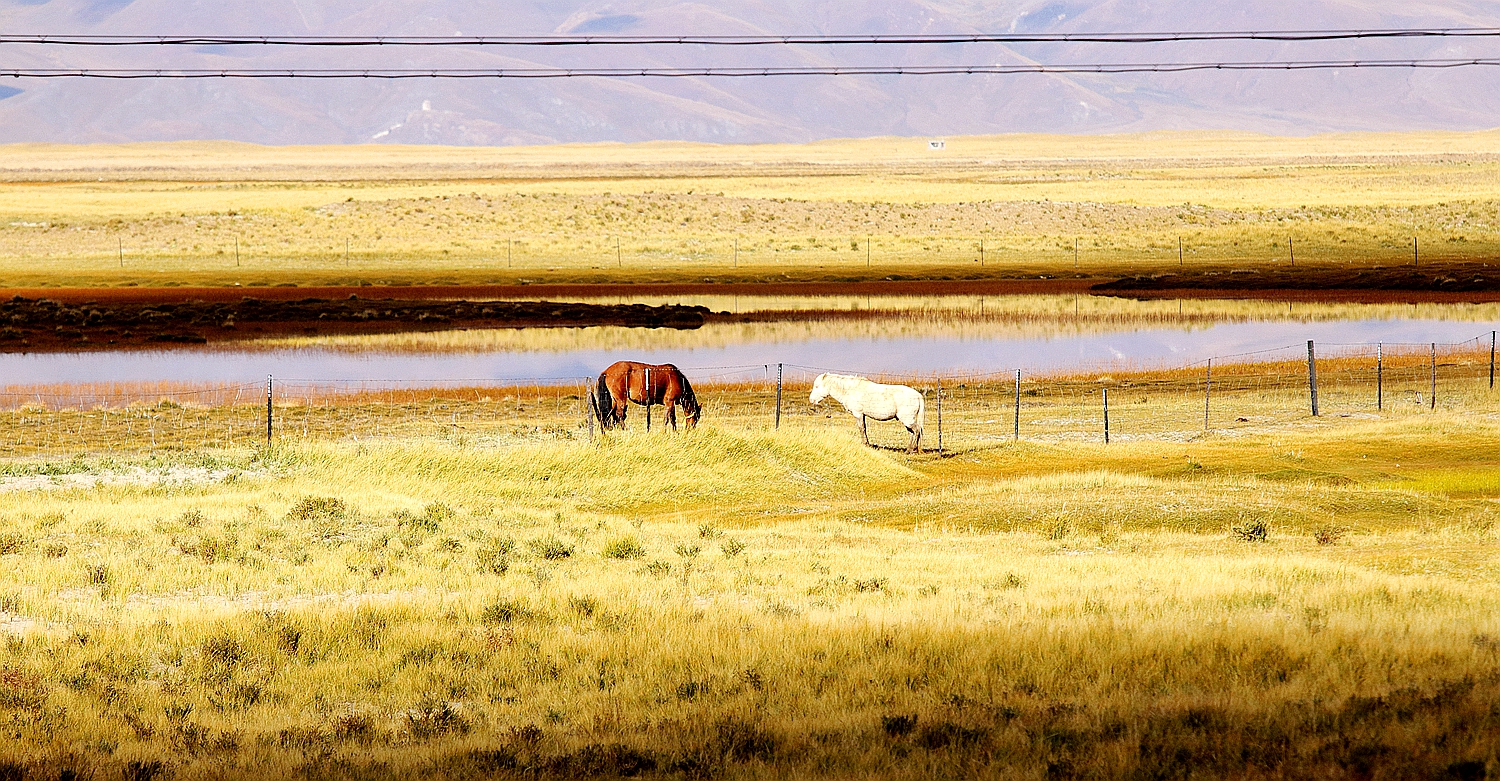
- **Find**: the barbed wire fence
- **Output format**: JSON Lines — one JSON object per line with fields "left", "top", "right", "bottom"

{"left": 0, "top": 331, "right": 1493, "bottom": 457}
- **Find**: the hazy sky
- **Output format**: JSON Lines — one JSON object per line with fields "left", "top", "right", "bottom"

{"left": 1, "top": 0, "right": 1498, "bottom": 144}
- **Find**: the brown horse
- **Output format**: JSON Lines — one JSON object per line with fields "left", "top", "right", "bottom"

{"left": 594, "top": 361, "right": 701, "bottom": 431}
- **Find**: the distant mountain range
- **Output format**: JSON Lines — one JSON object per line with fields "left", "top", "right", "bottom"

{"left": 1, "top": 0, "right": 1498, "bottom": 145}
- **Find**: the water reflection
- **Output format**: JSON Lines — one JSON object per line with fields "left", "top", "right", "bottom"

{"left": 2, "top": 317, "right": 1492, "bottom": 387}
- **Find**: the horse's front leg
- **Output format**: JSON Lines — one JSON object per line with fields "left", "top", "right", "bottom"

{"left": 666, "top": 402, "right": 678, "bottom": 432}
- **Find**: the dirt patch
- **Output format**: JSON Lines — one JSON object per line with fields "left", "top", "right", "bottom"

{"left": 0, "top": 296, "right": 711, "bottom": 353}
{"left": 0, "top": 466, "right": 257, "bottom": 492}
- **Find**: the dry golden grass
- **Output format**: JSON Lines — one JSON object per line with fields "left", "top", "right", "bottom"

{"left": 1, "top": 131, "right": 1498, "bottom": 288}
{"left": 1, "top": 132, "right": 1500, "bottom": 777}
{"left": 0, "top": 399, "right": 1498, "bottom": 778}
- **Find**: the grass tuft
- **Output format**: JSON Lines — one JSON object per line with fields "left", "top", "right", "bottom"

{"left": 602, "top": 535, "right": 646, "bottom": 560}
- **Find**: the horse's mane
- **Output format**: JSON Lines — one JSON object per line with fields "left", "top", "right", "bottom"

{"left": 820, "top": 372, "right": 867, "bottom": 388}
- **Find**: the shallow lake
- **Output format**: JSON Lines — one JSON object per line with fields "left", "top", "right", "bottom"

{"left": 2, "top": 294, "right": 1494, "bottom": 388}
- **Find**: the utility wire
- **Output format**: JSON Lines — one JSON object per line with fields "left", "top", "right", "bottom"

{"left": 6, "top": 59, "right": 1499, "bottom": 79}
{"left": 2, "top": 29, "right": 1499, "bottom": 46}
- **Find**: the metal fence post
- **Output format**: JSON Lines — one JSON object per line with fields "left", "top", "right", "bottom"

{"left": 935, "top": 378, "right": 942, "bottom": 455}
{"left": 266, "top": 375, "right": 273, "bottom": 445}
{"left": 1307, "top": 341, "right": 1319, "bottom": 417}
{"left": 645, "top": 370, "right": 652, "bottom": 432}
{"left": 586, "top": 385, "right": 596, "bottom": 442}
{"left": 1430, "top": 343, "right": 1437, "bottom": 411}
{"left": 1013, "top": 369, "right": 1021, "bottom": 441}
{"left": 1376, "top": 343, "right": 1383, "bottom": 411}
{"left": 1203, "top": 359, "right": 1212, "bottom": 431}
{"left": 1490, "top": 331, "right": 1496, "bottom": 390}
{"left": 775, "top": 363, "right": 783, "bottom": 430}
{"left": 1102, "top": 388, "right": 1110, "bottom": 444}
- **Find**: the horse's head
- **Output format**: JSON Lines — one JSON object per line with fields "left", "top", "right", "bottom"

{"left": 677, "top": 370, "right": 702, "bottom": 429}
{"left": 808, "top": 373, "right": 829, "bottom": 405}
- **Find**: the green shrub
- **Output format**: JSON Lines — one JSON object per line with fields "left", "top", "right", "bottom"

{"left": 288, "top": 496, "right": 350, "bottom": 541}
{"left": 530, "top": 536, "right": 573, "bottom": 561}
{"left": 476, "top": 548, "right": 510, "bottom": 575}
{"left": 1232, "top": 518, "right": 1270, "bottom": 543}
{"left": 394, "top": 510, "right": 435, "bottom": 534}
{"left": 286, "top": 496, "right": 348, "bottom": 524}
{"left": 601, "top": 535, "right": 645, "bottom": 560}
{"left": 481, "top": 598, "right": 536, "bottom": 624}
{"left": 422, "top": 502, "right": 458, "bottom": 525}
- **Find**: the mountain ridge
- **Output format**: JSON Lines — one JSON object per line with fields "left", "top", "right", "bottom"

{"left": 1, "top": 0, "right": 1499, "bottom": 144}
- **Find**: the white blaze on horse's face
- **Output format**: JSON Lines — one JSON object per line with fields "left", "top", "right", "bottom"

{"left": 808, "top": 374, "right": 828, "bottom": 405}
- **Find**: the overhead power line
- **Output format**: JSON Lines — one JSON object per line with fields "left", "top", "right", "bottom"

{"left": 0, "top": 28, "right": 1499, "bottom": 47}
{"left": 3, "top": 59, "right": 1498, "bottom": 79}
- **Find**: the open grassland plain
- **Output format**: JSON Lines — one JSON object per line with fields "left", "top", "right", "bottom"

{"left": 0, "top": 376, "right": 1497, "bottom": 778}
{"left": 1, "top": 132, "right": 1499, "bottom": 290}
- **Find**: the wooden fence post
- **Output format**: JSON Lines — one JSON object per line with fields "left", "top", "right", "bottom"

{"left": 1307, "top": 341, "right": 1319, "bottom": 417}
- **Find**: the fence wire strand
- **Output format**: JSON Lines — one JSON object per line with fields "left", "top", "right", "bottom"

{"left": 0, "top": 335, "right": 1493, "bottom": 456}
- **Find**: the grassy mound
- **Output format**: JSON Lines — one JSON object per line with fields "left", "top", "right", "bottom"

{"left": 274, "top": 427, "right": 918, "bottom": 516}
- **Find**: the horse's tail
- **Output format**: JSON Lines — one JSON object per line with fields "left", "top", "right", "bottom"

{"left": 594, "top": 373, "right": 615, "bottom": 429}
{"left": 912, "top": 390, "right": 927, "bottom": 446}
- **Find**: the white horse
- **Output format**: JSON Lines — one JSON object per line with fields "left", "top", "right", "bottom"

{"left": 808, "top": 373, "right": 925, "bottom": 453}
